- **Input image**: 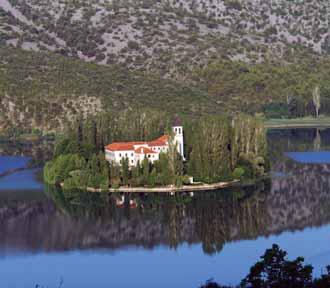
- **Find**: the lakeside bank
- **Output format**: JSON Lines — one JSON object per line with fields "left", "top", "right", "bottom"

{"left": 265, "top": 117, "right": 330, "bottom": 129}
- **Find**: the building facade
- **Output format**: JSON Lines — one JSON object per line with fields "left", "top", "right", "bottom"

{"left": 105, "top": 125, "right": 184, "bottom": 166}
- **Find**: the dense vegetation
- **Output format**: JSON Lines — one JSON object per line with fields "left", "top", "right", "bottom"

{"left": 194, "top": 58, "right": 330, "bottom": 117}
{"left": 3, "top": 46, "right": 330, "bottom": 135}
{"left": 0, "top": 46, "right": 215, "bottom": 134}
{"left": 200, "top": 244, "right": 330, "bottom": 288}
{"left": 43, "top": 110, "right": 267, "bottom": 190}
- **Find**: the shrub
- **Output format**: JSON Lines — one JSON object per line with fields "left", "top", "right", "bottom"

{"left": 232, "top": 167, "right": 245, "bottom": 179}
{"left": 127, "top": 40, "right": 140, "bottom": 50}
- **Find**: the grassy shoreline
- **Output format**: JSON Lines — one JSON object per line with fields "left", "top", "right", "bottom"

{"left": 265, "top": 117, "right": 330, "bottom": 129}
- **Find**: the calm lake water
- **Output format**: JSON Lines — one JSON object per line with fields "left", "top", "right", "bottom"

{"left": 1, "top": 129, "right": 330, "bottom": 287}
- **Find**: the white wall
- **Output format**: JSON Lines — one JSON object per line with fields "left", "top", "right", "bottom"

{"left": 172, "top": 126, "right": 185, "bottom": 160}
{"left": 105, "top": 149, "right": 161, "bottom": 166}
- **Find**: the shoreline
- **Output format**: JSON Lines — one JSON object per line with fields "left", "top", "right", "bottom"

{"left": 60, "top": 180, "right": 240, "bottom": 193}
{"left": 265, "top": 117, "right": 330, "bottom": 129}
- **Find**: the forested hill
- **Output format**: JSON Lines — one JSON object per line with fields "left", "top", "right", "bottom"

{"left": 0, "top": 0, "right": 329, "bottom": 77}
{"left": 0, "top": 46, "right": 216, "bottom": 132}
{"left": 2, "top": 0, "right": 330, "bottom": 133}
{"left": 2, "top": 45, "right": 330, "bottom": 133}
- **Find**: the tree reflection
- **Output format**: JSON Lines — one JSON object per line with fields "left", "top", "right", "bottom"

{"left": 1, "top": 157, "right": 330, "bottom": 256}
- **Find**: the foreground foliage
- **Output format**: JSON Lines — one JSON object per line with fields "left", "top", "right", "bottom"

{"left": 201, "top": 244, "right": 330, "bottom": 288}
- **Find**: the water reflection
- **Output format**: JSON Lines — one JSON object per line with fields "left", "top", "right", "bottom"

{"left": 0, "top": 161, "right": 329, "bottom": 257}
{"left": 267, "top": 128, "right": 330, "bottom": 162}
{"left": 0, "top": 140, "right": 53, "bottom": 164}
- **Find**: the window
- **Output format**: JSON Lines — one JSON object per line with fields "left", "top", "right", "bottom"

{"left": 125, "top": 153, "right": 128, "bottom": 157}
{"left": 131, "top": 160, "right": 134, "bottom": 164}
{"left": 178, "top": 128, "right": 181, "bottom": 134}
{"left": 119, "top": 153, "right": 122, "bottom": 157}
{"left": 175, "top": 128, "right": 177, "bottom": 132}
{"left": 131, "top": 153, "right": 134, "bottom": 157}
{"left": 148, "top": 155, "right": 151, "bottom": 158}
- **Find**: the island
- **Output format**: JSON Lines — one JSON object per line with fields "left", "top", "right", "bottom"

{"left": 43, "top": 110, "right": 268, "bottom": 193}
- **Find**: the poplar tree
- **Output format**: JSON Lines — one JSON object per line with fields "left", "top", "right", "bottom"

{"left": 313, "top": 85, "right": 321, "bottom": 118}
{"left": 142, "top": 157, "right": 150, "bottom": 185}
{"left": 120, "top": 157, "right": 130, "bottom": 186}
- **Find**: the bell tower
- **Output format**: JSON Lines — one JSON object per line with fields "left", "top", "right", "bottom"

{"left": 172, "top": 116, "right": 185, "bottom": 160}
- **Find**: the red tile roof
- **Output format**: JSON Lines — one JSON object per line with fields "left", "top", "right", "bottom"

{"left": 149, "top": 135, "right": 169, "bottom": 146}
{"left": 105, "top": 142, "right": 144, "bottom": 151}
{"left": 105, "top": 135, "right": 169, "bottom": 152}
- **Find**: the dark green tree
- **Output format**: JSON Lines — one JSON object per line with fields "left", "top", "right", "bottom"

{"left": 313, "top": 266, "right": 330, "bottom": 287}
{"left": 120, "top": 157, "right": 130, "bottom": 186}
{"left": 241, "top": 244, "right": 313, "bottom": 288}
{"left": 142, "top": 157, "right": 150, "bottom": 185}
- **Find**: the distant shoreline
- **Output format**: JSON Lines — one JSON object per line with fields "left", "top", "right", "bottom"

{"left": 265, "top": 117, "right": 330, "bottom": 129}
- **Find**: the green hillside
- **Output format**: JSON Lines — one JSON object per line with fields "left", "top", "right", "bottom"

{"left": 193, "top": 57, "right": 330, "bottom": 116}
{"left": 2, "top": 44, "right": 330, "bottom": 134}
{"left": 0, "top": 46, "right": 218, "bottom": 133}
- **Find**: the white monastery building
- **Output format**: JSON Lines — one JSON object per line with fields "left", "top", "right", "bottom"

{"left": 105, "top": 119, "right": 184, "bottom": 166}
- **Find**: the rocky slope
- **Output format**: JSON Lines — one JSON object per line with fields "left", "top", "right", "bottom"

{"left": 0, "top": 0, "right": 329, "bottom": 77}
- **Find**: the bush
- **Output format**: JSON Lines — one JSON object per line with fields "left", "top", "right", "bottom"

{"left": 232, "top": 167, "right": 245, "bottom": 179}
{"left": 175, "top": 177, "right": 183, "bottom": 187}
{"left": 237, "top": 154, "right": 255, "bottom": 179}
{"left": 263, "top": 103, "right": 289, "bottom": 119}
{"left": 127, "top": 40, "right": 140, "bottom": 50}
